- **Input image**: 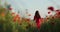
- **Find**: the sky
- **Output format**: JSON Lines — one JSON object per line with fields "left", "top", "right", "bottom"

{"left": 1, "top": 0, "right": 60, "bottom": 19}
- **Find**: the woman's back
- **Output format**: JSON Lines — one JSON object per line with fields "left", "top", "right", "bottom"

{"left": 34, "top": 10, "right": 41, "bottom": 29}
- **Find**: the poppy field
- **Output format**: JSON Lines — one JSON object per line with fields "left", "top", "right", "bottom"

{"left": 0, "top": 1, "right": 60, "bottom": 32}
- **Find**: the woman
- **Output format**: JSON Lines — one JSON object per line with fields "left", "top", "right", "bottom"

{"left": 34, "top": 10, "right": 41, "bottom": 29}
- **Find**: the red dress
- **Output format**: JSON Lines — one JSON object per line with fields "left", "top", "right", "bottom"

{"left": 34, "top": 16, "right": 41, "bottom": 29}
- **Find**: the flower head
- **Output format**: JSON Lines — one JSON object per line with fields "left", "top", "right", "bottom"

{"left": 1, "top": 12, "right": 5, "bottom": 17}
{"left": 48, "top": 6, "right": 54, "bottom": 11}
{"left": 13, "top": 14, "right": 20, "bottom": 22}
{"left": 11, "top": 12, "right": 15, "bottom": 16}
{"left": 9, "top": 7, "right": 12, "bottom": 10}
{"left": 28, "top": 14, "right": 31, "bottom": 16}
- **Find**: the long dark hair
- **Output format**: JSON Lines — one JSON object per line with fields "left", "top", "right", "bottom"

{"left": 34, "top": 10, "right": 41, "bottom": 19}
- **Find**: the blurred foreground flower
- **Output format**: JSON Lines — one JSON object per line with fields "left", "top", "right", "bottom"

{"left": 1, "top": 12, "right": 5, "bottom": 17}
{"left": 11, "top": 12, "right": 15, "bottom": 16}
{"left": 28, "top": 14, "right": 31, "bottom": 16}
{"left": 13, "top": 14, "right": 20, "bottom": 23}
{"left": 48, "top": 6, "right": 54, "bottom": 11}
{"left": 9, "top": 7, "right": 12, "bottom": 10}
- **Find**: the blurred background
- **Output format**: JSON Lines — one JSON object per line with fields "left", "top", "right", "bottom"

{"left": 0, "top": 0, "right": 60, "bottom": 32}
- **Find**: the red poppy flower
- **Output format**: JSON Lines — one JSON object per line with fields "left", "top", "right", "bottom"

{"left": 18, "top": 19, "right": 20, "bottom": 23}
{"left": 56, "top": 10, "right": 60, "bottom": 12}
{"left": 18, "top": 17, "right": 20, "bottom": 19}
{"left": 52, "top": 16, "right": 54, "bottom": 19}
{"left": 51, "top": 22, "right": 55, "bottom": 25}
{"left": 13, "top": 19, "right": 16, "bottom": 22}
{"left": 9, "top": 7, "right": 12, "bottom": 10}
{"left": 11, "top": 12, "right": 15, "bottom": 16}
{"left": 13, "top": 17, "right": 16, "bottom": 22}
{"left": 47, "top": 17, "right": 49, "bottom": 19}
{"left": 58, "top": 12, "right": 60, "bottom": 15}
{"left": 17, "top": 17, "right": 20, "bottom": 21}
{"left": 48, "top": 6, "right": 54, "bottom": 11}
{"left": 27, "top": 19, "right": 30, "bottom": 21}
{"left": 1, "top": 12, "right": 5, "bottom": 17}
{"left": 28, "top": 14, "right": 31, "bottom": 16}
{"left": 48, "top": 12, "right": 51, "bottom": 14}
{"left": 12, "top": 12, "right": 15, "bottom": 14}
{"left": 16, "top": 14, "right": 19, "bottom": 17}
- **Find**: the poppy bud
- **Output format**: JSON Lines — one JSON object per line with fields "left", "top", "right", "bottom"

{"left": 9, "top": 7, "right": 12, "bottom": 10}
{"left": 48, "top": 12, "right": 51, "bottom": 14}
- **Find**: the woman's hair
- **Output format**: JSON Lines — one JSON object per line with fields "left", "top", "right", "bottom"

{"left": 35, "top": 10, "right": 41, "bottom": 18}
